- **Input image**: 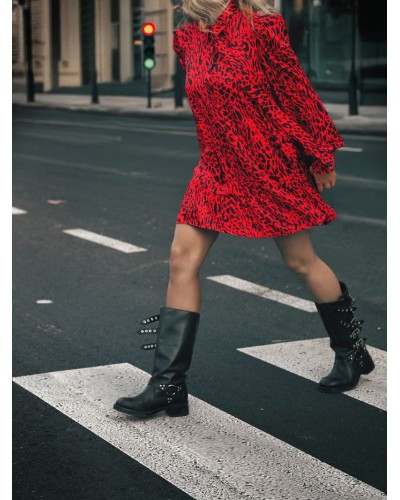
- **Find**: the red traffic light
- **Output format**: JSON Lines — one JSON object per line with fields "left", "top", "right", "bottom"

{"left": 142, "top": 22, "right": 156, "bottom": 36}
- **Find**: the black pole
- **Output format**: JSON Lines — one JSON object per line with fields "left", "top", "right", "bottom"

{"left": 171, "top": 1, "right": 184, "bottom": 108}
{"left": 147, "top": 68, "right": 151, "bottom": 108}
{"left": 174, "top": 53, "right": 185, "bottom": 108}
{"left": 23, "top": 0, "right": 35, "bottom": 102}
{"left": 348, "top": 0, "right": 358, "bottom": 115}
{"left": 90, "top": 0, "right": 99, "bottom": 104}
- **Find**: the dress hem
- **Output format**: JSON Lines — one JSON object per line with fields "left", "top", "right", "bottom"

{"left": 175, "top": 212, "right": 338, "bottom": 239}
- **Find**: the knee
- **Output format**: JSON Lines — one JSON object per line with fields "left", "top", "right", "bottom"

{"left": 283, "top": 254, "right": 318, "bottom": 275}
{"left": 169, "top": 242, "right": 202, "bottom": 278}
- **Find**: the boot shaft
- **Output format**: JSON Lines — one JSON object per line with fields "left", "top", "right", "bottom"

{"left": 150, "top": 306, "right": 201, "bottom": 385}
{"left": 315, "top": 281, "right": 364, "bottom": 348}
{"left": 314, "top": 281, "right": 375, "bottom": 392}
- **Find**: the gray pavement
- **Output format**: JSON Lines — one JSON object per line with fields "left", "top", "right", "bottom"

{"left": 12, "top": 92, "right": 387, "bottom": 135}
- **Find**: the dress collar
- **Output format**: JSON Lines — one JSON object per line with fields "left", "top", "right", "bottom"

{"left": 209, "top": 0, "right": 238, "bottom": 35}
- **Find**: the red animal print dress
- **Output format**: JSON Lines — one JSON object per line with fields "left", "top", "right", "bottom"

{"left": 173, "top": 0, "right": 345, "bottom": 238}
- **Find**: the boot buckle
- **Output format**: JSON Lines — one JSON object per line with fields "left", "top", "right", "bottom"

{"left": 165, "top": 384, "right": 179, "bottom": 396}
{"left": 354, "top": 338, "right": 367, "bottom": 350}
{"left": 138, "top": 327, "right": 158, "bottom": 335}
{"left": 139, "top": 313, "right": 160, "bottom": 325}
{"left": 158, "top": 384, "right": 183, "bottom": 397}
{"left": 138, "top": 313, "right": 160, "bottom": 350}
{"left": 141, "top": 342, "right": 157, "bottom": 350}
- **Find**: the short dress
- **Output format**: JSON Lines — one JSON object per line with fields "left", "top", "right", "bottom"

{"left": 172, "top": 0, "right": 345, "bottom": 238}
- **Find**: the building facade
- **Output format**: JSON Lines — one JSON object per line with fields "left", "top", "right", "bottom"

{"left": 13, "top": 0, "right": 177, "bottom": 92}
{"left": 12, "top": 0, "right": 386, "bottom": 104}
{"left": 280, "top": 0, "right": 386, "bottom": 105}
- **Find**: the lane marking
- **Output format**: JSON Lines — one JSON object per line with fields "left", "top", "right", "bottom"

{"left": 13, "top": 363, "right": 385, "bottom": 499}
{"left": 338, "top": 147, "right": 363, "bottom": 152}
{"left": 238, "top": 338, "right": 386, "bottom": 411}
{"left": 13, "top": 153, "right": 150, "bottom": 179}
{"left": 338, "top": 214, "right": 387, "bottom": 227}
{"left": 13, "top": 120, "right": 387, "bottom": 148}
{"left": 14, "top": 153, "right": 387, "bottom": 198}
{"left": 63, "top": 228, "right": 147, "bottom": 254}
{"left": 341, "top": 134, "right": 386, "bottom": 143}
{"left": 13, "top": 118, "right": 195, "bottom": 137}
{"left": 17, "top": 129, "right": 123, "bottom": 144}
{"left": 207, "top": 275, "right": 316, "bottom": 312}
{"left": 337, "top": 175, "right": 386, "bottom": 189}
{"left": 12, "top": 207, "right": 27, "bottom": 215}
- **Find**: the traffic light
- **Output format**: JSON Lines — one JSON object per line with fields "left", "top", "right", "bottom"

{"left": 142, "top": 22, "right": 156, "bottom": 70}
{"left": 132, "top": 6, "right": 142, "bottom": 44}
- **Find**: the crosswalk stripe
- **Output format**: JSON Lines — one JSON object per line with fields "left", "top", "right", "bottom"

{"left": 238, "top": 338, "right": 386, "bottom": 411}
{"left": 13, "top": 363, "right": 385, "bottom": 499}
{"left": 63, "top": 228, "right": 147, "bottom": 253}
{"left": 12, "top": 207, "right": 27, "bottom": 215}
{"left": 207, "top": 275, "right": 316, "bottom": 312}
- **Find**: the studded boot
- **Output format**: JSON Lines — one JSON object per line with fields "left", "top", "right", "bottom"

{"left": 314, "top": 281, "right": 375, "bottom": 393}
{"left": 113, "top": 306, "right": 200, "bottom": 418}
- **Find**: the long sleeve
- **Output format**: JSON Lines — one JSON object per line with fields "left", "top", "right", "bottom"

{"left": 256, "top": 14, "right": 345, "bottom": 174}
{"left": 173, "top": 29, "right": 187, "bottom": 71}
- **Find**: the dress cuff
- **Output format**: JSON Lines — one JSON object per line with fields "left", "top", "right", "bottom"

{"left": 309, "top": 155, "right": 335, "bottom": 175}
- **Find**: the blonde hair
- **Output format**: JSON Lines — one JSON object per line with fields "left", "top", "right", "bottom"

{"left": 177, "top": 0, "right": 279, "bottom": 33}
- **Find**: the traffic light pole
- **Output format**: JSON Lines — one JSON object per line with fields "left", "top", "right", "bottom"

{"left": 147, "top": 69, "right": 152, "bottom": 109}
{"left": 90, "top": 0, "right": 99, "bottom": 104}
{"left": 23, "top": 0, "right": 35, "bottom": 103}
{"left": 142, "top": 22, "right": 156, "bottom": 109}
{"left": 348, "top": 0, "right": 359, "bottom": 115}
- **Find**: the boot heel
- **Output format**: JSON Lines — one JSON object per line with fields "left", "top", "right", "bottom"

{"left": 166, "top": 403, "right": 189, "bottom": 417}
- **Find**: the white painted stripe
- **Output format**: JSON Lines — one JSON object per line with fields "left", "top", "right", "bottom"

{"left": 13, "top": 118, "right": 196, "bottom": 137}
{"left": 14, "top": 153, "right": 150, "bottom": 179}
{"left": 12, "top": 207, "right": 27, "bottom": 215}
{"left": 338, "top": 147, "right": 363, "bottom": 153}
{"left": 13, "top": 363, "right": 385, "bottom": 499}
{"left": 63, "top": 228, "right": 147, "bottom": 254}
{"left": 18, "top": 129, "right": 123, "bottom": 144}
{"left": 207, "top": 275, "right": 316, "bottom": 312}
{"left": 15, "top": 153, "right": 387, "bottom": 197}
{"left": 238, "top": 338, "right": 386, "bottom": 411}
{"left": 342, "top": 134, "right": 386, "bottom": 142}
{"left": 337, "top": 175, "right": 386, "bottom": 189}
{"left": 339, "top": 214, "right": 387, "bottom": 227}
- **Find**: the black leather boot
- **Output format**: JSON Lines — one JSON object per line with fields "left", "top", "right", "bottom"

{"left": 315, "top": 281, "right": 375, "bottom": 393}
{"left": 113, "top": 306, "right": 200, "bottom": 418}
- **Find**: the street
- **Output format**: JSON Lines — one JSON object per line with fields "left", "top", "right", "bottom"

{"left": 12, "top": 106, "right": 387, "bottom": 499}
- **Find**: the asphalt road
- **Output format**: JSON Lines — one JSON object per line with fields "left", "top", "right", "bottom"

{"left": 12, "top": 106, "right": 387, "bottom": 499}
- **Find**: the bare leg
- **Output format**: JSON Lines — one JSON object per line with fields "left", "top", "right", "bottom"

{"left": 166, "top": 223, "right": 220, "bottom": 313}
{"left": 113, "top": 223, "right": 219, "bottom": 416}
{"left": 273, "top": 229, "right": 342, "bottom": 303}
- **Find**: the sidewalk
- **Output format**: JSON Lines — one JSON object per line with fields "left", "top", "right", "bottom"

{"left": 12, "top": 92, "right": 387, "bottom": 135}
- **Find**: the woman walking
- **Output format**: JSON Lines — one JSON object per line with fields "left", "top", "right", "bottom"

{"left": 114, "top": 0, "right": 375, "bottom": 419}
